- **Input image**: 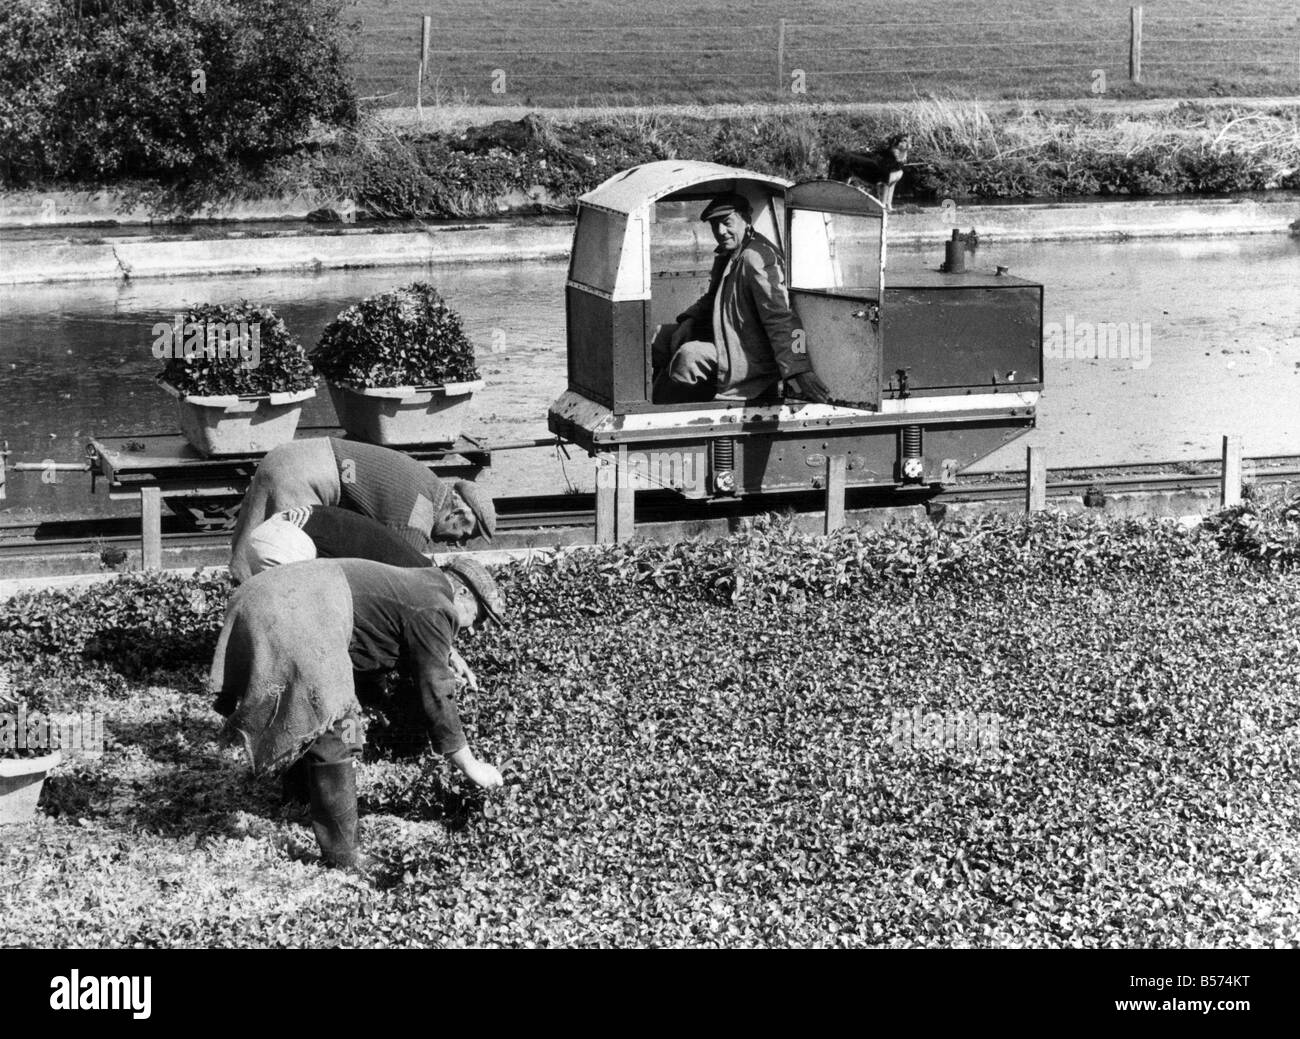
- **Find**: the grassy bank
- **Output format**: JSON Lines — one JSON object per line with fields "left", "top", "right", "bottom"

{"left": 115, "top": 98, "right": 1300, "bottom": 221}
{"left": 1, "top": 498, "right": 1297, "bottom": 948}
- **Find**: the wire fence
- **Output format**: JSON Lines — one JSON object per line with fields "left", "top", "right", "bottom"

{"left": 353, "top": 8, "right": 1300, "bottom": 106}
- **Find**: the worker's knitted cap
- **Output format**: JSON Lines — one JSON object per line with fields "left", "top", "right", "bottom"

{"left": 441, "top": 554, "right": 506, "bottom": 625}
{"left": 454, "top": 480, "right": 496, "bottom": 540}
{"left": 699, "top": 192, "right": 751, "bottom": 222}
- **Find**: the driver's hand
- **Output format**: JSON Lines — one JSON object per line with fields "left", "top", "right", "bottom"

{"left": 787, "top": 371, "right": 830, "bottom": 404}
{"left": 670, "top": 320, "right": 694, "bottom": 350}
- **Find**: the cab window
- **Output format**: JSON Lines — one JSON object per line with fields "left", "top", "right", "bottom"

{"left": 789, "top": 209, "right": 883, "bottom": 296}
{"left": 648, "top": 199, "right": 717, "bottom": 352}
{"left": 569, "top": 206, "right": 626, "bottom": 295}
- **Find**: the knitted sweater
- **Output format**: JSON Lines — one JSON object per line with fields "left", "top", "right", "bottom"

{"left": 329, "top": 439, "right": 453, "bottom": 552}
{"left": 283, "top": 505, "right": 434, "bottom": 568}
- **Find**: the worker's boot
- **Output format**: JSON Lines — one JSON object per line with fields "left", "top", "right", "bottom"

{"left": 280, "top": 757, "right": 310, "bottom": 807}
{"left": 307, "top": 760, "right": 369, "bottom": 870}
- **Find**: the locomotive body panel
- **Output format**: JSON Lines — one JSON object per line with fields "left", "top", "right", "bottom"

{"left": 789, "top": 289, "right": 883, "bottom": 410}
{"left": 548, "top": 389, "right": 1035, "bottom": 495}
{"left": 548, "top": 161, "right": 1044, "bottom": 505}
{"left": 882, "top": 274, "right": 1044, "bottom": 397}
{"left": 565, "top": 287, "right": 649, "bottom": 409}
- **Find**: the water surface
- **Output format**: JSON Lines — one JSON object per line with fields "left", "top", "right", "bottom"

{"left": 1, "top": 235, "right": 1296, "bottom": 523}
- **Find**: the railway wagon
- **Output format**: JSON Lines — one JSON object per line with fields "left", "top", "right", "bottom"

{"left": 547, "top": 160, "right": 1044, "bottom": 541}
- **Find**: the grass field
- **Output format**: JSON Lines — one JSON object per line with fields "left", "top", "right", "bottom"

{"left": 346, "top": 0, "right": 1300, "bottom": 107}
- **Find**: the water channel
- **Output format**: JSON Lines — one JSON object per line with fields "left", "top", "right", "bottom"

{"left": 0, "top": 234, "right": 1296, "bottom": 524}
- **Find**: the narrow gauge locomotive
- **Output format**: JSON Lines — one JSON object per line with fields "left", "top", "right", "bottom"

{"left": 548, "top": 160, "right": 1044, "bottom": 542}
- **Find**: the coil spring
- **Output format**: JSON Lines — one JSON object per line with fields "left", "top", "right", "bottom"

{"left": 714, "top": 437, "right": 736, "bottom": 470}
{"left": 902, "top": 425, "right": 922, "bottom": 458}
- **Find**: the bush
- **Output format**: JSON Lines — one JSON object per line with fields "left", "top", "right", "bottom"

{"left": 156, "top": 301, "right": 316, "bottom": 397}
{"left": 710, "top": 117, "right": 825, "bottom": 180}
{"left": 312, "top": 102, "right": 1300, "bottom": 221}
{"left": 0, "top": 0, "right": 356, "bottom": 187}
{"left": 312, "top": 282, "right": 480, "bottom": 389}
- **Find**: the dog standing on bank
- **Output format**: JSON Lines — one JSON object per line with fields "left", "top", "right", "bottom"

{"left": 827, "top": 132, "right": 912, "bottom": 208}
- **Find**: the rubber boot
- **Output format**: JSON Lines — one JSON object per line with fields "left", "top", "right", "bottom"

{"left": 307, "top": 760, "right": 368, "bottom": 870}
{"left": 280, "top": 757, "right": 310, "bottom": 807}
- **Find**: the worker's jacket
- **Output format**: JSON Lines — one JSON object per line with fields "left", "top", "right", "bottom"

{"left": 676, "top": 228, "right": 809, "bottom": 399}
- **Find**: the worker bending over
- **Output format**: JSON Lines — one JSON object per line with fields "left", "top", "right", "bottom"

{"left": 210, "top": 556, "right": 506, "bottom": 869}
{"left": 241, "top": 504, "right": 482, "bottom": 692}
{"left": 227, "top": 437, "right": 495, "bottom": 583}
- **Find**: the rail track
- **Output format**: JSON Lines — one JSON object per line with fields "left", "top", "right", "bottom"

{"left": 2, "top": 458, "right": 1297, "bottom": 563}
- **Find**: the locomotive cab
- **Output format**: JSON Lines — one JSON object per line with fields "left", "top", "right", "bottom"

{"left": 548, "top": 160, "right": 1042, "bottom": 537}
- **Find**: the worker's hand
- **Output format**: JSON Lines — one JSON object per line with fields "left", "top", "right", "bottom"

{"left": 670, "top": 319, "right": 694, "bottom": 350}
{"left": 448, "top": 647, "right": 478, "bottom": 692}
{"left": 787, "top": 370, "right": 830, "bottom": 404}
{"left": 449, "top": 746, "right": 504, "bottom": 790}
{"left": 465, "top": 758, "right": 504, "bottom": 791}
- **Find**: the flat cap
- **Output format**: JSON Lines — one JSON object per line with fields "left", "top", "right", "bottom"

{"left": 699, "top": 192, "right": 751, "bottom": 222}
{"left": 454, "top": 479, "right": 496, "bottom": 540}
{"left": 441, "top": 554, "right": 506, "bottom": 625}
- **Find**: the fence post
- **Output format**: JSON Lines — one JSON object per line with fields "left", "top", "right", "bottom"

{"left": 777, "top": 19, "right": 786, "bottom": 92}
{"left": 824, "top": 454, "right": 846, "bottom": 534}
{"left": 140, "top": 486, "right": 162, "bottom": 571}
{"left": 1221, "top": 434, "right": 1242, "bottom": 507}
{"left": 1026, "top": 446, "right": 1046, "bottom": 513}
{"left": 615, "top": 444, "right": 635, "bottom": 543}
{"left": 417, "top": 15, "right": 432, "bottom": 119}
{"left": 1129, "top": 6, "right": 1143, "bottom": 84}
{"left": 594, "top": 452, "right": 615, "bottom": 545}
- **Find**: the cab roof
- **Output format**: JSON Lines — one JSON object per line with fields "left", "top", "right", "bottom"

{"left": 579, "top": 160, "right": 793, "bottom": 215}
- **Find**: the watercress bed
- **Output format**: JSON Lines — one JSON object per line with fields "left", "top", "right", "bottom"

{"left": 0, "top": 501, "right": 1296, "bottom": 947}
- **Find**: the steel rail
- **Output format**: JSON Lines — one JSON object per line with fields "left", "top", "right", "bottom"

{"left": 1, "top": 464, "right": 1296, "bottom": 561}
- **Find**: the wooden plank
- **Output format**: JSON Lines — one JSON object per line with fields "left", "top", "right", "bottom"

{"left": 1221, "top": 434, "right": 1242, "bottom": 507}
{"left": 615, "top": 444, "right": 635, "bottom": 543}
{"left": 140, "top": 486, "right": 162, "bottom": 570}
{"left": 90, "top": 434, "right": 488, "bottom": 507}
{"left": 92, "top": 431, "right": 488, "bottom": 472}
{"left": 824, "top": 455, "right": 847, "bottom": 534}
{"left": 107, "top": 483, "right": 247, "bottom": 502}
{"left": 594, "top": 452, "right": 615, "bottom": 544}
{"left": 1026, "top": 445, "right": 1046, "bottom": 513}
